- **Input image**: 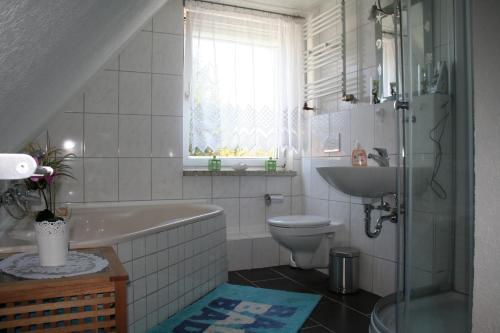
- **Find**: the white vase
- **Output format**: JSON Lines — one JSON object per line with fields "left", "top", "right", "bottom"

{"left": 34, "top": 219, "right": 68, "bottom": 267}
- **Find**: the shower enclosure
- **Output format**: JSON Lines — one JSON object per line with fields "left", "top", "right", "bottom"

{"left": 370, "top": 0, "right": 473, "bottom": 332}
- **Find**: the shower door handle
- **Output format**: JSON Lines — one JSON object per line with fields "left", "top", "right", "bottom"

{"left": 394, "top": 100, "right": 409, "bottom": 111}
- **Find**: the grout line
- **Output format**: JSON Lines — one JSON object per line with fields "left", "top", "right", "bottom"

{"left": 233, "top": 272, "right": 258, "bottom": 287}
{"left": 269, "top": 267, "right": 371, "bottom": 318}
{"left": 241, "top": 276, "right": 285, "bottom": 284}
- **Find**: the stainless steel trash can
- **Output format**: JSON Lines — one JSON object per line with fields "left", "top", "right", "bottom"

{"left": 329, "top": 247, "right": 360, "bottom": 294}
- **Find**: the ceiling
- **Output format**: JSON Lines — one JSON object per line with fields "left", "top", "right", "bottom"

{"left": 0, "top": 0, "right": 168, "bottom": 152}
{"left": 205, "top": 0, "right": 328, "bottom": 16}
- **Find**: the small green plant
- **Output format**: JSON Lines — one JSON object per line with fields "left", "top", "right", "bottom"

{"left": 24, "top": 138, "right": 76, "bottom": 222}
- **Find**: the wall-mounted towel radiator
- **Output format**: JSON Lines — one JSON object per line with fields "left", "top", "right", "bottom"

{"left": 303, "top": 0, "right": 354, "bottom": 105}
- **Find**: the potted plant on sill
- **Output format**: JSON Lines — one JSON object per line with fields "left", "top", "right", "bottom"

{"left": 24, "top": 140, "right": 75, "bottom": 267}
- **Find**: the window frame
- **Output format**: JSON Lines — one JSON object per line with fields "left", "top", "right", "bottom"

{"left": 182, "top": 10, "right": 286, "bottom": 169}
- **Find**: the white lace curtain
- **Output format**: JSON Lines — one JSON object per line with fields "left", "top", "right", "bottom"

{"left": 184, "top": 1, "right": 303, "bottom": 160}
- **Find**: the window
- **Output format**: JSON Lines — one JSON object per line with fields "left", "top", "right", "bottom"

{"left": 183, "top": 2, "right": 303, "bottom": 166}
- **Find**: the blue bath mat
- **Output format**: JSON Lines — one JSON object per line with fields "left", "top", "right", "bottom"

{"left": 148, "top": 283, "right": 321, "bottom": 333}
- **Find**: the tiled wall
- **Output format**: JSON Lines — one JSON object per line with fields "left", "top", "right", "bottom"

{"left": 114, "top": 214, "right": 227, "bottom": 332}
{"left": 301, "top": 0, "right": 400, "bottom": 297}
{"left": 33, "top": 0, "right": 185, "bottom": 205}
{"left": 30, "top": 0, "right": 302, "bottom": 273}
{"left": 184, "top": 172, "right": 302, "bottom": 271}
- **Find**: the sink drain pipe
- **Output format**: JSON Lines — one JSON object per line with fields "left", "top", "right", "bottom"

{"left": 364, "top": 199, "right": 398, "bottom": 238}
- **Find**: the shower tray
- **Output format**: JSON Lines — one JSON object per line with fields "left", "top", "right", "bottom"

{"left": 370, "top": 291, "right": 468, "bottom": 333}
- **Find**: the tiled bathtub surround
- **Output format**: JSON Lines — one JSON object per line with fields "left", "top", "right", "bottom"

{"left": 115, "top": 214, "right": 227, "bottom": 332}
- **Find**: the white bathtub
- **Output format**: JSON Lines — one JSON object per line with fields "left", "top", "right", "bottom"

{"left": 0, "top": 201, "right": 223, "bottom": 254}
{"left": 0, "top": 201, "right": 228, "bottom": 330}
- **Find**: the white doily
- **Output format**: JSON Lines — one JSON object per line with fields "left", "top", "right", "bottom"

{"left": 0, "top": 251, "right": 109, "bottom": 279}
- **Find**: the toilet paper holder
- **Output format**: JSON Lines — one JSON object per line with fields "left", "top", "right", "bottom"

{"left": 265, "top": 194, "right": 285, "bottom": 205}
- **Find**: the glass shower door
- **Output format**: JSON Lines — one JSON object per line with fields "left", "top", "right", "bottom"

{"left": 396, "top": 0, "right": 473, "bottom": 332}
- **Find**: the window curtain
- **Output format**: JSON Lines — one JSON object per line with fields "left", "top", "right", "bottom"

{"left": 184, "top": 1, "right": 303, "bottom": 161}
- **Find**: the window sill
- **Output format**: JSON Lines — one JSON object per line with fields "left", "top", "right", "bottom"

{"left": 183, "top": 168, "right": 296, "bottom": 177}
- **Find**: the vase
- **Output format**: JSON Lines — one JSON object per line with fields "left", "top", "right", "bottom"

{"left": 34, "top": 219, "right": 68, "bottom": 266}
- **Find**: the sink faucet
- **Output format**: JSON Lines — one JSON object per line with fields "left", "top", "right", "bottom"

{"left": 368, "top": 148, "right": 389, "bottom": 167}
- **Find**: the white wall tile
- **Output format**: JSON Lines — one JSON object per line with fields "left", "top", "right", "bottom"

{"left": 152, "top": 74, "right": 183, "bottom": 116}
{"left": 85, "top": 71, "right": 118, "bottom": 114}
{"left": 266, "top": 177, "right": 291, "bottom": 196}
{"left": 252, "top": 237, "right": 279, "bottom": 268}
{"left": 120, "top": 31, "right": 152, "bottom": 73}
{"left": 84, "top": 114, "right": 118, "bottom": 157}
{"left": 357, "top": 23, "right": 376, "bottom": 69}
{"left": 152, "top": 33, "right": 184, "bottom": 75}
{"left": 374, "top": 101, "right": 399, "bottom": 155}
{"left": 151, "top": 116, "right": 182, "bottom": 157}
{"left": 310, "top": 159, "right": 331, "bottom": 200}
{"left": 350, "top": 203, "right": 374, "bottom": 255}
{"left": 329, "top": 201, "right": 351, "bottom": 247}
{"left": 55, "top": 158, "right": 84, "bottom": 203}
{"left": 240, "top": 176, "right": 266, "bottom": 197}
{"left": 291, "top": 196, "right": 304, "bottom": 215}
{"left": 119, "top": 115, "right": 151, "bottom": 157}
{"left": 145, "top": 234, "right": 158, "bottom": 255}
{"left": 359, "top": 253, "right": 374, "bottom": 292}
{"left": 291, "top": 159, "right": 303, "bottom": 196}
{"left": 118, "top": 240, "right": 133, "bottom": 262}
{"left": 45, "top": 112, "right": 84, "bottom": 156}
{"left": 304, "top": 197, "right": 329, "bottom": 218}
{"left": 373, "top": 213, "right": 397, "bottom": 261}
{"left": 132, "top": 257, "right": 146, "bottom": 280}
{"left": 151, "top": 158, "right": 183, "bottom": 199}
{"left": 119, "top": 72, "right": 151, "bottom": 115}
{"left": 119, "top": 158, "right": 151, "bottom": 201}
{"left": 351, "top": 104, "right": 375, "bottom": 152}
{"left": 213, "top": 198, "right": 239, "bottom": 234}
{"left": 330, "top": 110, "right": 351, "bottom": 156}
{"left": 227, "top": 239, "right": 252, "bottom": 271}
{"left": 212, "top": 177, "right": 239, "bottom": 198}
{"left": 266, "top": 196, "right": 291, "bottom": 221}
{"left": 153, "top": 0, "right": 184, "bottom": 35}
{"left": 84, "top": 158, "right": 118, "bottom": 202}
{"left": 182, "top": 176, "right": 212, "bottom": 199}
{"left": 372, "top": 258, "right": 397, "bottom": 296}
{"left": 239, "top": 197, "right": 266, "bottom": 234}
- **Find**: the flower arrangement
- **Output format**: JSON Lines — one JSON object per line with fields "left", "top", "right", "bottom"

{"left": 24, "top": 139, "right": 75, "bottom": 222}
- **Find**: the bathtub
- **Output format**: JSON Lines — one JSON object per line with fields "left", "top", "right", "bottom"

{"left": 0, "top": 201, "right": 228, "bottom": 331}
{"left": 0, "top": 201, "right": 223, "bottom": 253}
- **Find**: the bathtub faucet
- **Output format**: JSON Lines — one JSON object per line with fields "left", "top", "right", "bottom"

{"left": 0, "top": 184, "right": 40, "bottom": 219}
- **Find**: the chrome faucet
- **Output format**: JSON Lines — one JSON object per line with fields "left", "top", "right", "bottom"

{"left": 368, "top": 148, "right": 390, "bottom": 167}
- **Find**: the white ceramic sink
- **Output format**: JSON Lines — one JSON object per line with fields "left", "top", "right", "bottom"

{"left": 316, "top": 166, "right": 400, "bottom": 198}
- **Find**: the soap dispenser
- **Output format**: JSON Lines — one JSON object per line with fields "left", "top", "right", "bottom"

{"left": 351, "top": 141, "right": 367, "bottom": 167}
{"left": 208, "top": 156, "right": 221, "bottom": 171}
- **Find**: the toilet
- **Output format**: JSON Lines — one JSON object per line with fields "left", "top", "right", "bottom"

{"left": 267, "top": 215, "right": 343, "bottom": 269}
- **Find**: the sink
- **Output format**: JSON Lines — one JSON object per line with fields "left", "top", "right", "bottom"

{"left": 316, "top": 166, "right": 400, "bottom": 198}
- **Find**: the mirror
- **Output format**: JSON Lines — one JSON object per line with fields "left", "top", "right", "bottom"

{"left": 374, "top": 10, "right": 397, "bottom": 103}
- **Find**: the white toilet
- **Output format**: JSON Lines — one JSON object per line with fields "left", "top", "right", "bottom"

{"left": 267, "top": 215, "right": 343, "bottom": 269}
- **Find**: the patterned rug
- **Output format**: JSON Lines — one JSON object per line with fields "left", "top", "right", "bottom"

{"left": 148, "top": 283, "right": 321, "bottom": 333}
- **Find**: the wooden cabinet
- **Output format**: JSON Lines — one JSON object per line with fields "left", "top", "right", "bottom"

{"left": 0, "top": 247, "right": 128, "bottom": 332}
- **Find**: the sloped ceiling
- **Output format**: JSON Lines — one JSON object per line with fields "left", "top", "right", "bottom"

{"left": 0, "top": 0, "right": 168, "bottom": 152}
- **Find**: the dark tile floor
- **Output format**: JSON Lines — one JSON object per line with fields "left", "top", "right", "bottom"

{"left": 228, "top": 266, "right": 380, "bottom": 333}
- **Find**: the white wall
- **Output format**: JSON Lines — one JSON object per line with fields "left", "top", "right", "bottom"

{"left": 302, "top": 0, "right": 399, "bottom": 297}
{"left": 21, "top": 0, "right": 299, "bottom": 271}
{"left": 472, "top": 0, "right": 500, "bottom": 332}
{"left": 0, "top": 0, "right": 168, "bottom": 153}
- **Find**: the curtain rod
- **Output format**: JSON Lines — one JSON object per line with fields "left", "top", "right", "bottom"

{"left": 186, "top": 0, "right": 305, "bottom": 19}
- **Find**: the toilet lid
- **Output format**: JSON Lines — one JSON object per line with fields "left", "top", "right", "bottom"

{"left": 267, "top": 215, "right": 331, "bottom": 228}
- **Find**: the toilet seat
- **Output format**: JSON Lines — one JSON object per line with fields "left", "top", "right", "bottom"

{"left": 267, "top": 215, "right": 330, "bottom": 228}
